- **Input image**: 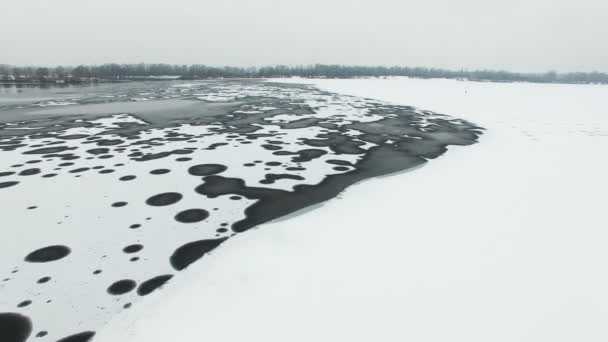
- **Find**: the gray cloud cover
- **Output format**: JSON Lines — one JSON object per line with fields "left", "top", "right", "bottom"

{"left": 2, "top": 0, "right": 607, "bottom": 72}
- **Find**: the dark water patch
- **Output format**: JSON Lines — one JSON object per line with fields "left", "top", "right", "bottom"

{"left": 272, "top": 151, "right": 295, "bottom": 156}
{"left": 174, "top": 209, "right": 209, "bottom": 223}
{"left": 195, "top": 147, "right": 429, "bottom": 233}
{"left": 176, "top": 157, "right": 192, "bottom": 162}
{"left": 123, "top": 244, "right": 143, "bottom": 254}
{"left": 69, "top": 167, "right": 90, "bottom": 173}
{"left": 129, "top": 224, "right": 141, "bottom": 229}
{"left": 188, "top": 164, "right": 227, "bottom": 176}
{"left": 291, "top": 149, "right": 327, "bottom": 162}
{"left": 111, "top": 201, "right": 128, "bottom": 208}
{"left": 0, "top": 181, "right": 19, "bottom": 189}
{"left": 150, "top": 169, "right": 170, "bottom": 175}
{"left": 23, "top": 146, "right": 76, "bottom": 155}
{"left": 42, "top": 173, "right": 57, "bottom": 178}
{"left": 17, "top": 300, "right": 31, "bottom": 308}
{"left": 94, "top": 139, "right": 124, "bottom": 146}
{"left": 99, "top": 169, "right": 115, "bottom": 174}
{"left": 85, "top": 148, "right": 109, "bottom": 155}
{"left": 25, "top": 245, "right": 70, "bottom": 263}
{"left": 58, "top": 162, "right": 75, "bottom": 167}
{"left": 205, "top": 142, "right": 229, "bottom": 150}
{"left": 0, "top": 312, "right": 32, "bottom": 342}
{"left": 170, "top": 238, "right": 226, "bottom": 271}
{"left": 133, "top": 149, "right": 193, "bottom": 162}
{"left": 36, "top": 331, "right": 48, "bottom": 337}
{"left": 146, "top": 192, "right": 183, "bottom": 206}
{"left": 37, "top": 276, "right": 51, "bottom": 284}
{"left": 286, "top": 167, "right": 305, "bottom": 171}
{"left": 119, "top": 175, "right": 136, "bottom": 181}
{"left": 260, "top": 173, "right": 305, "bottom": 184}
{"left": 18, "top": 168, "right": 41, "bottom": 176}
{"left": 107, "top": 279, "right": 137, "bottom": 295}
{"left": 56, "top": 331, "right": 96, "bottom": 342}
{"left": 261, "top": 144, "right": 282, "bottom": 151}
{"left": 302, "top": 133, "right": 366, "bottom": 154}
{"left": 0, "top": 171, "right": 16, "bottom": 177}
{"left": 265, "top": 161, "right": 281, "bottom": 166}
{"left": 326, "top": 159, "right": 352, "bottom": 166}
{"left": 333, "top": 166, "right": 351, "bottom": 172}
{"left": 137, "top": 275, "right": 173, "bottom": 296}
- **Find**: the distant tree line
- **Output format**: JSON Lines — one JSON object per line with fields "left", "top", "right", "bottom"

{"left": 1, "top": 63, "right": 608, "bottom": 84}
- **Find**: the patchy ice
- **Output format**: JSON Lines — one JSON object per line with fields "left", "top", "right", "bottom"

{"left": 0, "top": 80, "right": 480, "bottom": 342}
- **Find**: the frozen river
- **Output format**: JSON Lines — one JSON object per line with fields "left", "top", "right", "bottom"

{"left": 0, "top": 80, "right": 481, "bottom": 342}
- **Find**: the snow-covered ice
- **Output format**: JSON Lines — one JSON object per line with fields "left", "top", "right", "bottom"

{"left": 0, "top": 80, "right": 480, "bottom": 342}
{"left": 96, "top": 77, "right": 608, "bottom": 342}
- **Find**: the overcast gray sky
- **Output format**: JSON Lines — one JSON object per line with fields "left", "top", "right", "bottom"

{"left": 2, "top": 0, "right": 607, "bottom": 72}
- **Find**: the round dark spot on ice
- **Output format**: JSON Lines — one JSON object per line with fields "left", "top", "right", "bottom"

{"left": 170, "top": 238, "right": 226, "bottom": 271}
{"left": 18, "top": 168, "right": 40, "bottom": 176}
{"left": 56, "top": 331, "right": 96, "bottom": 342}
{"left": 37, "top": 277, "right": 51, "bottom": 284}
{"left": 107, "top": 279, "right": 137, "bottom": 295}
{"left": 25, "top": 245, "right": 70, "bottom": 263}
{"left": 150, "top": 169, "right": 170, "bottom": 175}
{"left": 93, "top": 270, "right": 102, "bottom": 275}
{"left": 137, "top": 275, "right": 173, "bottom": 296}
{"left": 123, "top": 244, "right": 143, "bottom": 254}
{"left": 69, "top": 167, "right": 90, "bottom": 174}
{"left": 174, "top": 209, "right": 209, "bottom": 223}
{"left": 0, "top": 312, "right": 32, "bottom": 342}
{"left": 146, "top": 192, "right": 183, "bottom": 206}
{"left": 17, "top": 300, "right": 31, "bottom": 308}
{"left": 188, "top": 164, "right": 227, "bottom": 176}
{"left": 0, "top": 181, "right": 19, "bottom": 189}
{"left": 326, "top": 159, "right": 352, "bottom": 166}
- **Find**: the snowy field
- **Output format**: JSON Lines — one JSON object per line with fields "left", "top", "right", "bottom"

{"left": 96, "top": 77, "right": 608, "bottom": 342}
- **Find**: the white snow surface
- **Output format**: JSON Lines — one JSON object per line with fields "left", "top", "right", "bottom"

{"left": 98, "top": 77, "right": 608, "bottom": 342}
